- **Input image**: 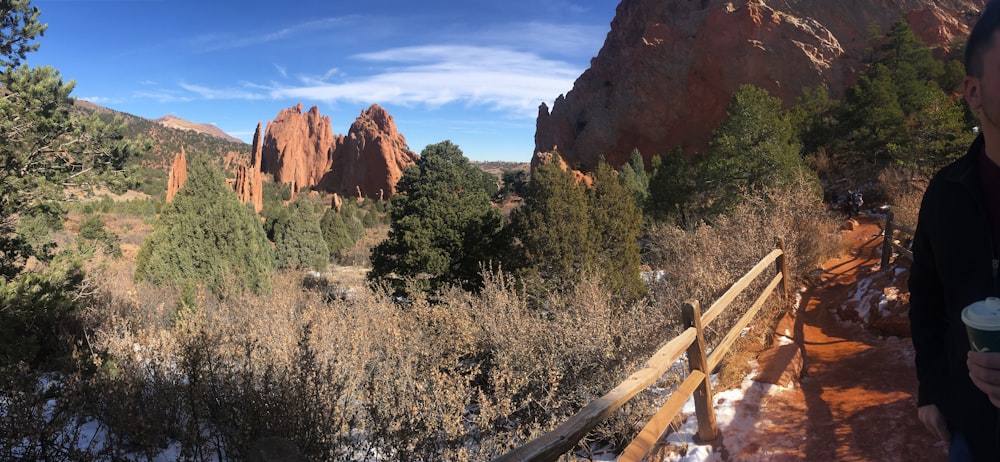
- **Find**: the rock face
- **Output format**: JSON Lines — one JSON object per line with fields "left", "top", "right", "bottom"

{"left": 534, "top": 0, "right": 985, "bottom": 171}
{"left": 320, "top": 104, "right": 420, "bottom": 199}
{"left": 166, "top": 147, "right": 187, "bottom": 202}
{"left": 260, "top": 103, "right": 418, "bottom": 199}
{"left": 234, "top": 122, "right": 265, "bottom": 213}
{"left": 260, "top": 103, "right": 337, "bottom": 195}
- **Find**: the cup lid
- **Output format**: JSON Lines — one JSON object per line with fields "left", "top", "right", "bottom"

{"left": 962, "top": 297, "right": 1000, "bottom": 331}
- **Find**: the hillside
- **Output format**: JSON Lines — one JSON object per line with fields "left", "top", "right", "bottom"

{"left": 72, "top": 99, "right": 250, "bottom": 169}
{"left": 153, "top": 115, "right": 244, "bottom": 144}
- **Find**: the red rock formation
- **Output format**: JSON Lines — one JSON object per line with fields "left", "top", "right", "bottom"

{"left": 260, "top": 103, "right": 418, "bottom": 199}
{"left": 320, "top": 104, "right": 420, "bottom": 198}
{"left": 234, "top": 122, "right": 265, "bottom": 213}
{"left": 260, "top": 103, "right": 337, "bottom": 195}
{"left": 535, "top": 0, "right": 985, "bottom": 171}
{"left": 166, "top": 147, "right": 187, "bottom": 202}
{"left": 531, "top": 149, "right": 594, "bottom": 188}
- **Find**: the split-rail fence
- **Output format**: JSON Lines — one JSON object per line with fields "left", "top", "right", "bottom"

{"left": 495, "top": 238, "right": 791, "bottom": 461}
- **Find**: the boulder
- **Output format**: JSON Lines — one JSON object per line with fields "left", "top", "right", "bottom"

{"left": 534, "top": 0, "right": 984, "bottom": 171}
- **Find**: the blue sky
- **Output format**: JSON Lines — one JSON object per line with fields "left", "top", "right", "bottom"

{"left": 28, "top": 0, "right": 619, "bottom": 162}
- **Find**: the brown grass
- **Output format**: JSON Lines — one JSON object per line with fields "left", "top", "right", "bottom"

{"left": 3, "top": 173, "right": 845, "bottom": 461}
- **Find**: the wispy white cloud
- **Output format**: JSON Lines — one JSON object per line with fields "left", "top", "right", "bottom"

{"left": 270, "top": 45, "right": 581, "bottom": 117}
{"left": 274, "top": 64, "right": 288, "bottom": 78}
{"left": 470, "top": 22, "right": 609, "bottom": 57}
{"left": 133, "top": 89, "right": 192, "bottom": 103}
{"left": 189, "top": 16, "right": 358, "bottom": 52}
{"left": 78, "top": 95, "right": 118, "bottom": 104}
{"left": 178, "top": 83, "right": 267, "bottom": 101}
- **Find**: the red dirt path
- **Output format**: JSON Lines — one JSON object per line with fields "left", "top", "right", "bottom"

{"left": 721, "top": 216, "right": 946, "bottom": 461}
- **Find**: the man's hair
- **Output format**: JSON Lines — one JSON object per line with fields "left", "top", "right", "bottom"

{"left": 966, "top": 0, "right": 1000, "bottom": 77}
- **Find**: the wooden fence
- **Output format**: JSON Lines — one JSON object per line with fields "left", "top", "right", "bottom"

{"left": 881, "top": 212, "right": 914, "bottom": 269}
{"left": 494, "top": 238, "right": 790, "bottom": 462}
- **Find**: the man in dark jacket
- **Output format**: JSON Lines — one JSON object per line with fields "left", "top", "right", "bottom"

{"left": 909, "top": 2, "right": 1000, "bottom": 460}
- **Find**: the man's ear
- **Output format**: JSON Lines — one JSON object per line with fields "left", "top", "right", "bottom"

{"left": 965, "top": 75, "right": 982, "bottom": 112}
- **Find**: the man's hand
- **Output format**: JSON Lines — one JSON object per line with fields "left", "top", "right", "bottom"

{"left": 918, "top": 404, "right": 951, "bottom": 442}
{"left": 968, "top": 351, "right": 1000, "bottom": 407}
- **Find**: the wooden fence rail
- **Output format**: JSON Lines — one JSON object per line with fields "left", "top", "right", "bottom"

{"left": 881, "top": 212, "right": 914, "bottom": 269}
{"left": 494, "top": 237, "right": 789, "bottom": 462}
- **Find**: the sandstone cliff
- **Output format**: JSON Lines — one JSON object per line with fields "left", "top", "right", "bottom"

{"left": 260, "top": 103, "right": 418, "bottom": 199}
{"left": 260, "top": 103, "right": 337, "bottom": 195}
{"left": 166, "top": 147, "right": 187, "bottom": 203}
{"left": 535, "top": 0, "right": 985, "bottom": 170}
{"left": 320, "top": 104, "right": 420, "bottom": 199}
{"left": 233, "top": 122, "right": 265, "bottom": 213}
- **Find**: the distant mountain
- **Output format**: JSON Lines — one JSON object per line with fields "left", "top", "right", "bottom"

{"left": 154, "top": 115, "right": 244, "bottom": 144}
{"left": 72, "top": 100, "right": 250, "bottom": 169}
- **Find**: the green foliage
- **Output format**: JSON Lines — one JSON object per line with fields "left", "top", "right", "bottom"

{"left": 320, "top": 208, "right": 356, "bottom": 258}
{"left": 701, "top": 84, "right": 813, "bottom": 213}
{"left": 369, "top": 140, "right": 503, "bottom": 292}
{"left": 135, "top": 156, "right": 274, "bottom": 296}
{"left": 498, "top": 169, "right": 529, "bottom": 200}
{"left": 509, "top": 161, "right": 596, "bottom": 294}
{"left": 273, "top": 200, "right": 329, "bottom": 272}
{"left": 77, "top": 214, "right": 122, "bottom": 258}
{"left": 77, "top": 214, "right": 104, "bottom": 240}
{"left": 646, "top": 149, "right": 696, "bottom": 227}
{"left": 0, "top": 255, "right": 85, "bottom": 366}
{"left": 0, "top": 0, "right": 45, "bottom": 70}
{"left": 617, "top": 149, "right": 650, "bottom": 208}
{"left": 832, "top": 19, "right": 973, "bottom": 172}
{"left": 590, "top": 162, "right": 647, "bottom": 301}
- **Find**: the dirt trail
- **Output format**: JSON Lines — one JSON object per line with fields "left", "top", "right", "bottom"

{"left": 722, "top": 216, "right": 946, "bottom": 461}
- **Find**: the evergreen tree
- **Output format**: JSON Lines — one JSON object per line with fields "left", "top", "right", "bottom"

{"left": 0, "top": 0, "right": 141, "bottom": 365}
{"left": 510, "top": 160, "right": 596, "bottom": 293}
{"left": 617, "top": 149, "right": 649, "bottom": 209}
{"left": 646, "top": 149, "right": 696, "bottom": 227}
{"left": 591, "top": 161, "right": 647, "bottom": 301}
{"left": 0, "top": 0, "right": 46, "bottom": 70}
{"left": 135, "top": 156, "right": 274, "bottom": 296}
{"left": 701, "top": 85, "right": 812, "bottom": 212}
{"left": 369, "top": 141, "right": 503, "bottom": 292}
{"left": 320, "top": 208, "right": 356, "bottom": 258}
{"left": 274, "top": 200, "right": 329, "bottom": 271}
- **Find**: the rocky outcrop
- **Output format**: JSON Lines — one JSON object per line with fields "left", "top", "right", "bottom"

{"left": 534, "top": 0, "right": 985, "bottom": 170}
{"left": 166, "top": 147, "right": 187, "bottom": 202}
{"left": 320, "top": 104, "right": 419, "bottom": 199}
{"left": 260, "top": 103, "right": 337, "bottom": 195}
{"left": 234, "top": 122, "right": 265, "bottom": 213}
{"left": 260, "top": 103, "right": 418, "bottom": 199}
{"left": 531, "top": 150, "right": 594, "bottom": 188}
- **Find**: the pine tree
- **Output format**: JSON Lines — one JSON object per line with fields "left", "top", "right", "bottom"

{"left": 591, "top": 161, "right": 646, "bottom": 301}
{"left": 320, "top": 208, "right": 356, "bottom": 258}
{"left": 369, "top": 141, "right": 502, "bottom": 292}
{"left": 274, "top": 200, "right": 329, "bottom": 271}
{"left": 0, "top": 0, "right": 141, "bottom": 365}
{"left": 617, "top": 149, "right": 649, "bottom": 209}
{"left": 136, "top": 156, "right": 274, "bottom": 296}
{"left": 510, "top": 160, "right": 596, "bottom": 293}
{"left": 701, "top": 84, "right": 812, "bottom": 212}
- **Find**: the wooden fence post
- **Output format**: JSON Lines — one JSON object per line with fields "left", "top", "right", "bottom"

{"left": 881, "top": 211, "right": 894, "bottom": 271}
{"left": 776, "top": 237, "right": 789, "bottom": 300}
{"left": 681, "top": 300, "right": 717, "bottom": 442}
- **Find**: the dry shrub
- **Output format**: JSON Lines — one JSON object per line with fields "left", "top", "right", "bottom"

{"left": 876, "top": 165, "right": 928, "bottom": 231}
{"left": 644, "top": 174, "right": 841, "bottom": 367}
{"left": 76, "top": 262, "right": 670, "bottom": 460}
